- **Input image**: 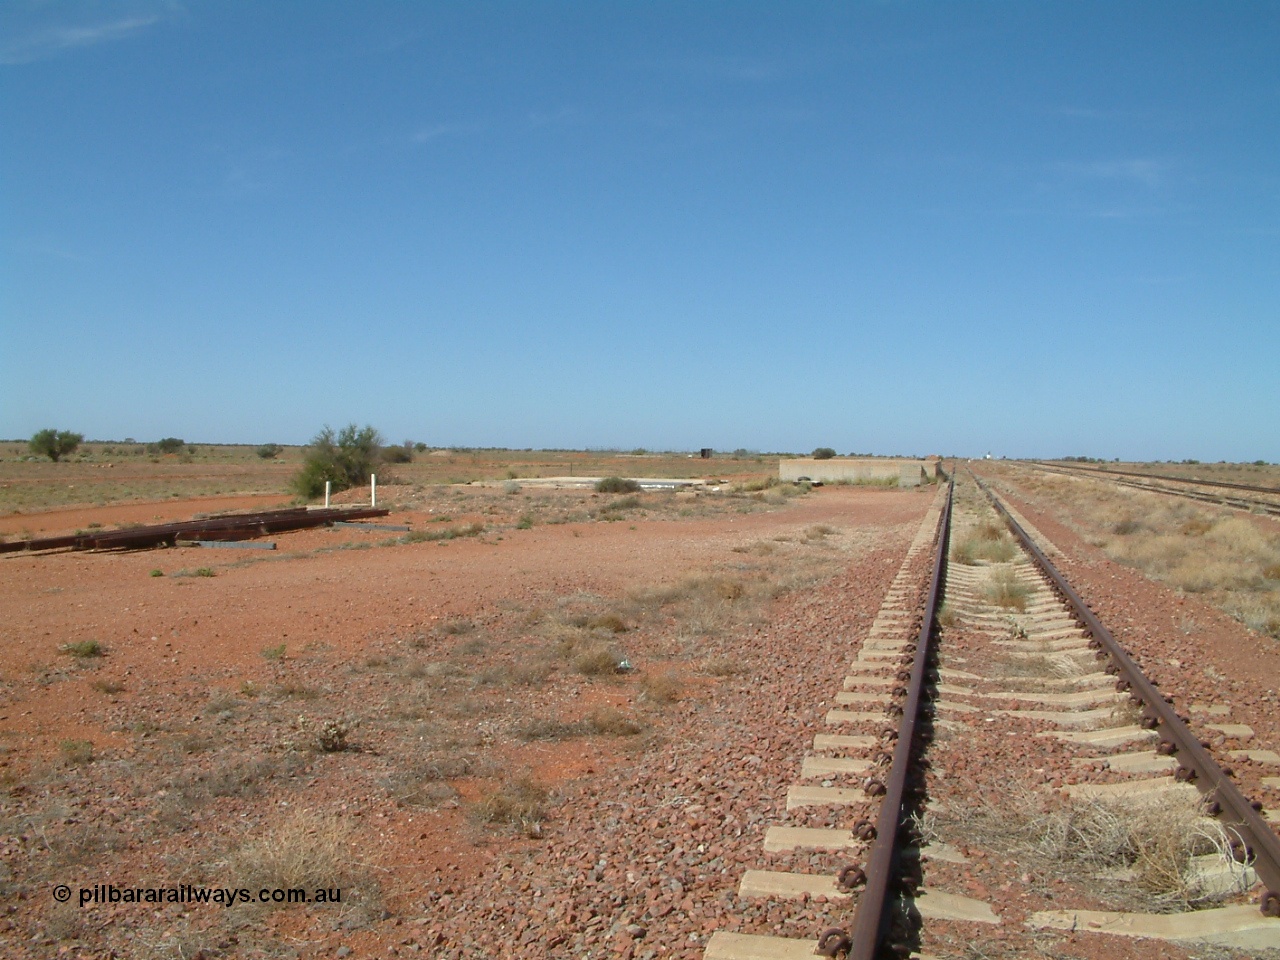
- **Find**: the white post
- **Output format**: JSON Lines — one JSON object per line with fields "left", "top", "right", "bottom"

{"left": 324, "top": 480, "right": 331, "bottom": 508}
{"left": 371, "top": 474, "right": 377, "bottom": 507}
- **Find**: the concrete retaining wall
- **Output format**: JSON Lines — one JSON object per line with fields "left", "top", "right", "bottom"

{"left": 779, "top": 458, "right": 939, "bottom": 487}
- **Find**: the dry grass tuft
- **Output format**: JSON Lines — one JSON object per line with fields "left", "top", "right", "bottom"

{"left": 703, "top": 656, "right": 748, "bottom": 677}
{"left": 937, "top": 784, "right": 1242, "bottom": 909}
{"left": 952, "top": 523, "right": 1017, "bottom": 565}
{"left": 640, "top": 669, "right": 684, "bottom": 703}
{"left": 984, "top": 568, "right": 1032, "bottom": 610}
{"left": 59, "top": 739, "right": 94, "bottom": 764}
{"left": 572, "top": 642, "right": 622, "bottom": 676}
{"left": 231, "top": 809, "right": 376, "bottom": 911}
{"left": 472, "top": 776, "right": 548, "bottom": 836}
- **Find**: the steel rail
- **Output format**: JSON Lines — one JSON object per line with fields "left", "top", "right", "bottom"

{"left": 0, "top": 506, "right": 390, "bottom": 554}
{"left": 1030, "top": 461, "right": 1280, "bottom": 498}
{"left": 834, "top": 476, "right": 953, "bottom": 960}
{"left": 974, "top": 472, "right": 1280, "bottom": 916}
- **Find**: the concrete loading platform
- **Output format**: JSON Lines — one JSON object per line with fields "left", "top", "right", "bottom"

{"left": 779, "top": 457, "right": 943, "bottom": 487}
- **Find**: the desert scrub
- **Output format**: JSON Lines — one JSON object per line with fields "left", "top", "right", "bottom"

{"left": 984, "top": 568, "right": 1032, "bottom": 610}
{"left": 293, "top": 716, "right": 352, "bottom": 752}
{"left": 595, "top": 476, "right": 640, "bottom": 494}
{"left": 639, "top": 669, "right": 684, "bottom": 703}
{"left": 471, "top": 776, "right": 548, "bottom": 836}
{"left": 59, "top": 739, "right": 95, "bottom": 764}
{"left": 60, "top": 640, "right": 104, "bottom": 659}
{"left": 231, "top": 809, "right": 377, "bottom": 912}
{"left": 952, "top": 522, "right": 1017, "bottom": 565}
{"left": 401, "top": 521, "right": 484, "bottom": 543}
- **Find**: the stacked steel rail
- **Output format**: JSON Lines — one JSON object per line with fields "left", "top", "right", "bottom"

{"left": 0, "top": 506, "right": 390, "bottom": 554}
{"left": 1029, "top": 461, "right": 1280, "bottom": 518}
{"left": 974, "top": 472, "right": 1280, "bottom": 918}
{"left": 820, "top": 476, "right": 954, "bottom": 959}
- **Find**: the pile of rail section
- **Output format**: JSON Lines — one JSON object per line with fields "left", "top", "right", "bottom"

{"left": 975, "top": 473, "right": 1280, "bottom": 919}
{"left": 0, "top": 506, "right": 390, "bottom": 554}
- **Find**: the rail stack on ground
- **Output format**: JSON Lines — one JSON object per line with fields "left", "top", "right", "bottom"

{"left": 0, "top": 506, "right": 391, "bottom": 554}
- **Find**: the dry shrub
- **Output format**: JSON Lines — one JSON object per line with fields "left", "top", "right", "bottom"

{"left": 937, "top": 784, "right": 1241, "bottom": 910}
{"left": 472, "top": 776, "right": 547, "bottom": 835}
{"left": 584, "top": 706, "right": 644, "bottom": 736}
{"left": 232, "top": 809, "right": 376, "bottom": 911}
{"left": 573, "top": 643, "right": 621, "bottom": 677}
{"left": 952, "top": 526, "right": 1017, "bottom": 565}
{"left": 804, "top": 524, "right": 836, "bottom": 541}
{"left": 588, "top": 613, "right": 628, "bottom": 633}
{"left": 509, "top": 660, "right": 554, "bottom": 686}
{"left": 59, "top": 740, "right": 94, "bottom": 765}
{"left": 984, "top": 568, "right": 1031, "bottom": 610}
{"left": 640, "top": 670, "right": 683, "bottom": 704}
{"left": 516, "top": 718, "right": 583, "bottom": 741}
{"left": 703, "top": 656, "right": 748, "bottom": 677}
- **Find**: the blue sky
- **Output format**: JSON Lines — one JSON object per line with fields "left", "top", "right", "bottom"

{"left": 3, "top": 2, "right": 1277, "bottom": 460}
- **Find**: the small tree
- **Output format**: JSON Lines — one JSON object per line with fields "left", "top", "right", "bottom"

{"left": 30, "top": 429, "right": 83, "bottom": 462}
{"left": 256, "top": 443, "right": 283, "bottom": 460}
{"left": 382, "top": 441, "right": 413, "bottom": 464}
{"left": 148, "top": 437, "right": 186, "bottom": 455}
{"left": 812, "top": 447, "right": 837, "bottom": 460}
{"left": 292, "top": 424, "right": 384, "bottom": 499}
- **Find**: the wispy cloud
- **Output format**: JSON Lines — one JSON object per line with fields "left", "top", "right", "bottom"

{"left": 1, "top": 15, "right": 160, "bottom": 65}
{"left": 1053, "top": 159, "right": 1167, "bottom": 189}
{"left": 411, "top": 120, "right": 487, "bottom": 144}
{"left": 4, "top": 238, "right": 90, "bottom": 263}
{"left": 643, "top": 53, "right": 785, "bottom": 83}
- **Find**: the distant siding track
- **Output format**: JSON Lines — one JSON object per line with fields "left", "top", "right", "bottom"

{"left": 1028, "top": 461, "right": 1280, "bottom": 518}
{"left": 703, "top": 470, "right": 1280, "bottom": 960}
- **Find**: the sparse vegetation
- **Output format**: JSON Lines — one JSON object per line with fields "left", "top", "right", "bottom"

{"left": 149, "top": 437, "right": 186, "bottom": 455}
{"left": 261, "top": 643, "right": 286, "bottom": 661}
{"left": 595, "top": 476, "right": 641, "bottom": 493}
{"left": 640, "top": 669, "right": 684, "bottom": 703}
{"left": 952, "top": 521, "right": 1018, "bottom": 565}
{"left": 472, "top": 776, "right": 548, "bottom": 836}
{"left": 984, "top": 567, "right": 1032, "bottom": 610}
{"left": 61, "top": 639, "right": 103, "bottom": 659}
{"left": 292, "top": 423, "right": 384, "bottom": 499}
{"left": 59, "top": 739, "right": 95, "bottom": 764}
{"left": 231, "top": 809, "right": 373, "bottom": 909}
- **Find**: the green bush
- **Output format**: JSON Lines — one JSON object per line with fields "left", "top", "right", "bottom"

{"left": 149, "top": 437, "right": 186, "bottom": 455}
{"left": 596, "top": 477, "right": 641, "bottom": 494}
{"left": 812, "top": 447, "right": 837, "bottom": 460}
{"left": 256, "top": 443, "right": 283, "bottom": 459}
{"left": 382, "top": 442, "right": 413, "bottom": 464}
{"left": 29, "top": 428, "right": 83, "bottom": 462}
{"left": 291, "top": 424, "right": 384, "bottom": 499}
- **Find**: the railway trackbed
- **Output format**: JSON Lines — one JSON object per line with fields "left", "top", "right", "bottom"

{"left": 700, "top": 472, "right": 1280, "bottom": 959}
{"left": 1028, "top": 461, "right": 1280, "bottom": 519}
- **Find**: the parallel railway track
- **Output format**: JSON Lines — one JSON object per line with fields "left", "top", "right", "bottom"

{"left": 1028, "top": 461, "right": 1280, "bottom": 518}
{"left": 701, "top": 471, "right": 1280, "bottom": 959}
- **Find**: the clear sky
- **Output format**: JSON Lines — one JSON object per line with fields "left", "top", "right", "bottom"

{"left": 3, "top": 2, "right": 1277, "bottom": 460}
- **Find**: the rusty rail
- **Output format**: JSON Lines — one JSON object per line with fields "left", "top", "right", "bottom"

{"left": 975, "top": 473, "right": 1280, "bottom": 916}
{"left": 0, "top": 506, "right": 391, "bottom": 554}
{"left": 1028, "top": 462, "right": 1280, "bottom": 517}
{"left": 823, "top": 476, "right": 953, "bottom": 959}
{"left": 1032, "top": 461, "right": 1280, "bottom": 496}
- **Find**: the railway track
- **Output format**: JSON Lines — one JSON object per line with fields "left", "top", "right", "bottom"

{"left": 701, "top": 472, "right": 1280, "bottom": 959}
{"left": 1028, "top": 461, "right": 1280, "bottom": 518}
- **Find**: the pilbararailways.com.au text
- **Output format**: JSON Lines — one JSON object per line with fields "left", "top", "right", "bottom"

{"left": 59, "top": 883, "right": 342, "bottom": 908}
